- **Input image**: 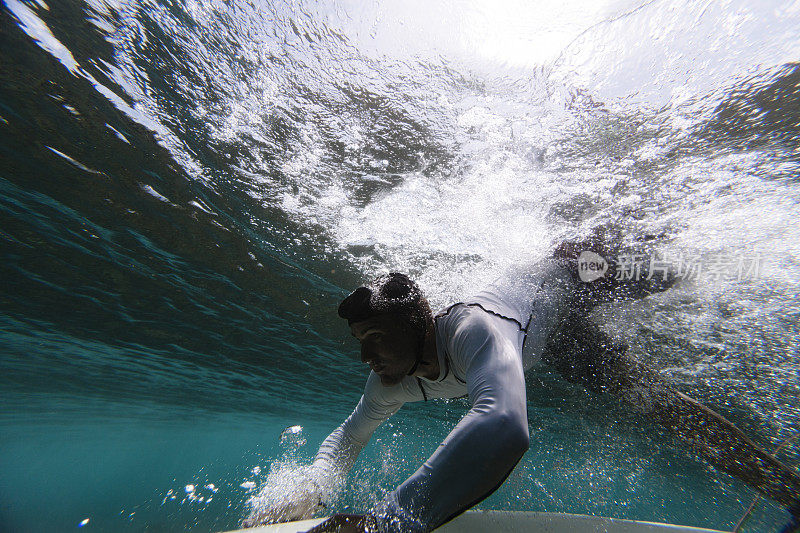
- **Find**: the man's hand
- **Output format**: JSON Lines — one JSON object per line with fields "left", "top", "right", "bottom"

{"left": 241, "top": 465, "right": 327, "bottom": 527}
{"left": 303, "top": 514, "right": 371, "bottom": 533}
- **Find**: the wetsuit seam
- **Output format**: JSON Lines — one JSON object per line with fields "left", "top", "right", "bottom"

{"left": 434, "top": 302, "right": 464, "bottom": 320}
{"left": 437, "top": 302, "right": 526, "bottom": 331}
{"left": 416, "top": 378, "right": 428, "bottom": 402}
{"left": 434, "top": 315, "right": 451, "bottom": 382}
{"left": 520, "top": 312, "right": 533, "bottom": 355}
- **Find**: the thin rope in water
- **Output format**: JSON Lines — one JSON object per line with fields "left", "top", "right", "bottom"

{"left": 732, "top": 434, "right": 800, "bottom": 533}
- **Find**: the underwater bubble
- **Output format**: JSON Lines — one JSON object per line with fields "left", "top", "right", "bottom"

{"left": 279, "top": 425, "right": 307, "bottom": 450}
{"left": 280, "top": 425, "right": 303, "bottom": 439}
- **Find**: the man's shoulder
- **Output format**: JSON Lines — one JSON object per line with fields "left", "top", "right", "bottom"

{"left": 435, "top": 304, "right": 501, "bottom": 370}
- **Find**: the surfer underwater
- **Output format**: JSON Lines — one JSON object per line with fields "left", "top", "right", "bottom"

{"left": 243, "top": 230, "right": 800, "bottom": 533}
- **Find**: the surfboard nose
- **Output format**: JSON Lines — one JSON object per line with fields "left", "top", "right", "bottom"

{"left": 222, "top": 510, "right": 728, "bottom": 533}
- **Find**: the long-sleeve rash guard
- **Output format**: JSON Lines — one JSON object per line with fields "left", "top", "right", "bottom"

{"left": 312, "top": 259, "right": 577, "bottom": 532}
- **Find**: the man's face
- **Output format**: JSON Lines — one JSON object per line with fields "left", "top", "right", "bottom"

{"left": 350, "top": 314, "right": 418, "bottom": 386}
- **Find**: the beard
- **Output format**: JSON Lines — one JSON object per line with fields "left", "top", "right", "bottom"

{"left": 376, "top": 335, "right": 425, "bottom": 387}
{"left": 378, "top": 371, "right": 406, "bottom": 386}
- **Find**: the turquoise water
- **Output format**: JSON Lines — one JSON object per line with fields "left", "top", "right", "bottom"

{"left": 2, "top": 0, "right": 800, "bottom": 531}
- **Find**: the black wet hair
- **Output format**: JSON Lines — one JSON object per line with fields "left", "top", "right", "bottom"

{"left": 338, "top": 273, "right": 432, "bottom": 336}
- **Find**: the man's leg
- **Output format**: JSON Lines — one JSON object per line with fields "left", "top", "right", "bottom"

{"left": 552, "top": 225, "right": 677, "bottom": 309}
{"left": 542, "top": 310, "right": 800, "bottom": 515}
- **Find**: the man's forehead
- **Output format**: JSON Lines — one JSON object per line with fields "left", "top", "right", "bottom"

{"left": 349, "top": 314, "right": 393, "bottom": 336}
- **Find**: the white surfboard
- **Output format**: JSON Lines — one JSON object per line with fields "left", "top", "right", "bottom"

{"left": 224, "top": 510, "right": 725, "bottom": 532}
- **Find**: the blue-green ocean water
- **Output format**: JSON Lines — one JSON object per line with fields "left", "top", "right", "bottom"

{"left": 2, "top": 0, "right": 800, "bottom": 531}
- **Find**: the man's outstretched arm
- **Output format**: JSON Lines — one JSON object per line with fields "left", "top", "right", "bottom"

{"left": 313, "top": 374, "right": 407, "bottom": 477}
{"left": 369, "top": 313, "right": 530, "bottom": 532}
{"left": 243, "top": 374, "right": 406, "bottom": 527}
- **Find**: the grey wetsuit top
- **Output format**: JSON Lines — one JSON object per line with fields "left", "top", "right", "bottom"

{"left": 313, "top": 259, "right": 576, "bottom": 532}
